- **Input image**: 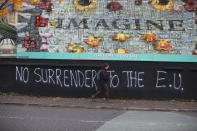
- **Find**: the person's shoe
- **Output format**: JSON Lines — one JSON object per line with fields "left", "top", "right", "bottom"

{"left": 91, "top": 95, "right": 96, "bottom": 102}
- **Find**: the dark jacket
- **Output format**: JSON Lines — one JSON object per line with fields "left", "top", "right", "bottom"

{"left": 99, "top": 69, "right": 109, "bottom": 83}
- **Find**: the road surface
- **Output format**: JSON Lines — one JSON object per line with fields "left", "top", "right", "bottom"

{"left": 0, "top": 105, "right": 197, "bottom": 131}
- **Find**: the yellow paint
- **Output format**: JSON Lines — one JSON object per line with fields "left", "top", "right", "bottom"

{"left": 74, "top": 0, "right": 96, "bottom": 11}
{"left": 151, "top": 0, "right": 173, "bottom": 10}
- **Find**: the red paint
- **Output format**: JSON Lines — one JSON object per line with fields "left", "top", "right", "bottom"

{"left": 23, "top": 35, "right": 37, "bottom": 49}
{"left": 35, "top": 15, "right": 48, "bottom": 27}
{"left": 107, "top": 1, "right": 123, "bottom": 11}
{"left": 184, "top": 0, "right": 197, "bottom": 12}
{"left": 38, "top": 0, "right": 53, "bottom": 12}
{"left": 192, "top": 50, "right": 197, "bottom": 55}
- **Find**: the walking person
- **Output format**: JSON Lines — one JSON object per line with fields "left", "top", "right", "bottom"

{"left": 91, "top": 63, "right": 110, "bottom": 101}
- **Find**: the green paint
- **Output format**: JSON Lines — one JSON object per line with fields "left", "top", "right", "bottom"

{"left": 98, "top": 30, "right": 104, "bottom": 37}
{"left": 16, "top": 52, "right": 197, "bottom": 63}
{"left": 64, "top": 5, "right": 70, "bottom": 10}
{"left": 0, "top": 19, "right": 17, "bottom": 35}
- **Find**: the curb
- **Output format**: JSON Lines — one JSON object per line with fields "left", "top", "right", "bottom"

{"left": 1, "top": 102, "right": 197, "bottom": 112}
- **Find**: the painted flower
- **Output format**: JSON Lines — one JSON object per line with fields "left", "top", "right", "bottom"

{"left": 184, "top": 0, "right": 197, "bottom": 12}
{"left": 45, "top": 33, "right": 53, "bottom": 38}
{"left": 67, "top": 42, "right": 84, "bottom": 53}
{"left": 192, "top": 50, "right": 197, "bottom": 55}
{"left": 40, "top": 44, "right": 49, "bottom": 51}
{"left": 107, "top": 0, "right": 123, "bottom": 11}
{"left": 35, "top": 15, "right": 48, "bottom": 27}
{"left": 140, "top": 32, "right": 157, "bottom": 42}
{"left": 149, "top": 0, "right": 173, "bottom": 10}
{"left": 84, "top": 36, "right": 102, "bottom": 47}
{"left": 155, "top": 39, "right": 171, "bottom": 51}
{"left": 113, "top": 48, "right": 129, "bottom": 53}
{"left": 23, "top": 35, "right": 37, "bottom": 49}
{"left": 38, "top": 0, "right": 53, "bottom": 12}
{"left": 113, "top": 32, "right": 132, "bottom": 42}
{"left": 74, "top": 0, "right": 96, "bottom": 11}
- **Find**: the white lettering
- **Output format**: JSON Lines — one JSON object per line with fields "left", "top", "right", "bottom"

{"left": 16, "top": 66, "right": 23, "bottom": 81}
{"left": 122, "top": 71, "right": 130, "bottom": 88}
{"left": 41, "top": 69, "right": 48, "bottom": 83}
{"left": 34, "top": 68, "right": 41, "bottom": 83}
{"left": 156, "top": 71, "right": 167, "bottom": 88}
{"left": 23, "top": 67, "right": 29, "bottom": 84}
{"left": 85, "top": 70, "right": 91, "bottom": 88}
{"left": 92, "top": 70, "right": 97, "bottom": 89}
{"left": 70, "top": 70, "right": 78, "bottom": 87}
{"left": 48, "top": 69, "right": 55, "bottom": 84}
{"left": 173, "top": 73, "right": 182, "bottom": 90}
{"left": 64, "top": 70, "right": 69, "bottom": 87}
{"left": 130, "top": 71, "right": 137, "bottom": 87}
{"left": 56, "top": 69, "right": 62, "bottom": 87}
{"left": 138, "top": 72, "right": 144, "bottom": 88}
{"left": 77, "top": 70, "right": 84, "bottom": 88}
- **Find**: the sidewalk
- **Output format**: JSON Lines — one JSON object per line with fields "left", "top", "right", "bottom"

{"left": 0, "top": 94, "right": 197, "bottom": 112}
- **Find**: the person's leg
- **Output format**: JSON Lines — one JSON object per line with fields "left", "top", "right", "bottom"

{"left": 103, "top": 83, "right": 109, "bottom": 100}
{"left": 92, "top": 83, "right": 104, "bottom": 98}
{"left": 94, "top": 90, "right": 102, "bottom": 97}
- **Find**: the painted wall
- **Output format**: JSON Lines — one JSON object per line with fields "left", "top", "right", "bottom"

{"left": 0, "top": 59, "right": 197, "bottom": 99}
{"left": 1, "top": 0, "right": 197, "bottom": 61}
{"left": 1, "top": 1, "right": 197, "bottom": 99}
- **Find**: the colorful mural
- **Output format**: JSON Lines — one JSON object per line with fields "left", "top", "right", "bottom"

{"left": 0, "top": 0, "right": 197, "bottom": 61}
{"left": 0, "top": 19, "right": 17, "bottom": 57}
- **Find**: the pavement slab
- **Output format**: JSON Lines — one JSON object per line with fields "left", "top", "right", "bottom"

{"left": 0, "top": 95, "right": 197, "bottom": 112}
{"left": 96, "top": 111, "right": 197, "bottom": 131}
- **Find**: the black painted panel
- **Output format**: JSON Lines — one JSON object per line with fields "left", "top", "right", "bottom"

{"left": 0, "top": 58, "right": 197, "bottom": 99}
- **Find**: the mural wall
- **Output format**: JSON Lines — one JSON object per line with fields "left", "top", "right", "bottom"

{"left": 1, "top": 59, "right": 197, "bottom": 99}
{"left": 1, "top": 0, "right": 197, "bottom": 61}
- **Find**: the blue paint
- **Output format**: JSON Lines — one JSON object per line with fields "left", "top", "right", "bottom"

{"left": 184, "top": 12, "right": 194, "bottom": 19}
{"left": 187, "top": 35, "right": 193, "bottom": 41}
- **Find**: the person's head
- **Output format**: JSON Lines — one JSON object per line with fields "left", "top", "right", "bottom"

{"left": 104, "top": 63, "right": 109, "bottom": 70}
